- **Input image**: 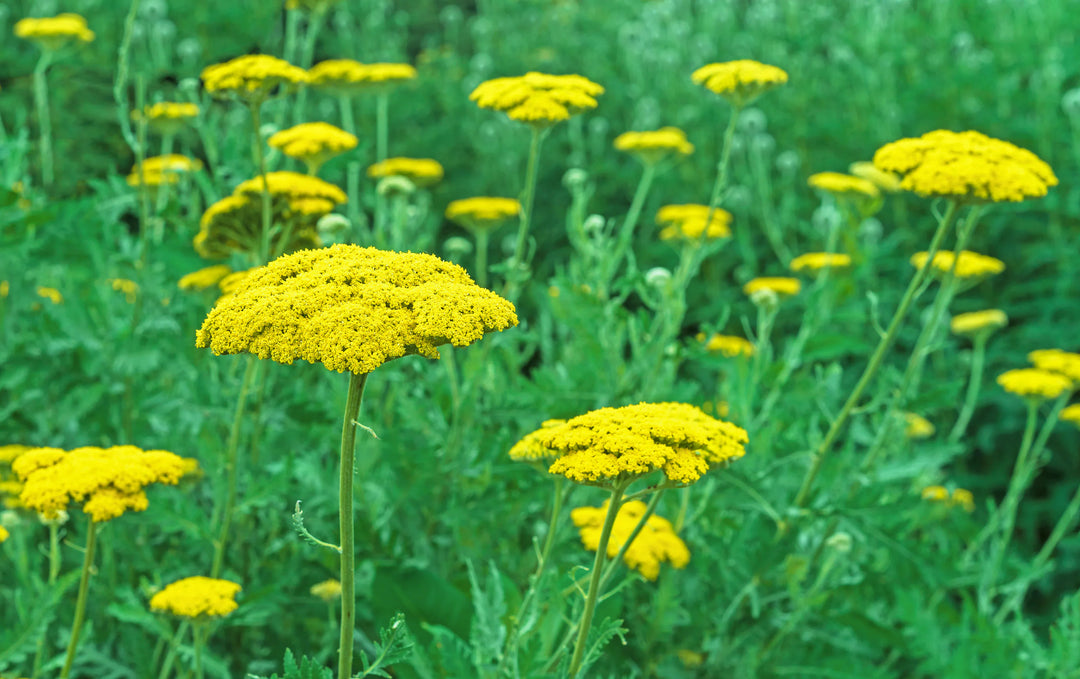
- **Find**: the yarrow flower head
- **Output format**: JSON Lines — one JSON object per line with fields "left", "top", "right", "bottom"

{"left": 14, "top": 14, "right": 95, "bottom": 50}
{"left": 179, "top": 265, "right": 233, "bottom": 292}
{"left": 150, "top": 576, "right": 241, "bottom": 618}
{"left": 909, "top": 250, "right": 1005, "bottom": 281}
{"left": 571, "top": 500, "right": 690, "bottom": 581}
{"left": 201, "top": 55, "right": 308, "bottom": 104}
{"left": 872, "top": 130, "right": 1057, "bottom": 203}
{"left": 269, "top": 122, "right": 358, "bottom": 175}
{"left": 997, "top": 368, "right": 1073, "bottom": 401}
{"left": 921, "top": 485, "right": 949, "bottom": 502}
{"left": 789, "top": 252, "right": 852, "bottom": 274}
{"left": 470, "top": 72, "right": 604, "bottom": 128}
{"left": 743, "top": 277, "right": 801, "bottom": 299}
{"left": 36, "top": 287, "right": 63, "bottom": 305}
{"left": 1060, "top": 404, "right": 1080, "bottom": 429}
{"left": 533, "top": 402, "right": 747, "bottom": 487}
{"left": 808, "top": 172, "right": 880, "bottom": 200}
{"left": 12, "top": 446, "right": 186, "bottom": 522}
{"left": 508, "top": 420, "right": 567, "bottom": 464}
{"left": 614, "top": 127, "right": 694, "bottom": 165}
{"left": 367, "top": 158, "right": 444, "bottom": 188}
{"left": 691, "top": 60, "right": 788, "bottom": 108}
{"left": 196, "top": 244, "right": 518, "bottom": 375}
{"left": 951, "top": 309, "right": 1008, "bottom": 339}
{"left": 445, "top": 197, "right": 521, "bottom": 235}
{"left": 656, "top": 204, "right": 732, "bottom": 241}
{"left": 307, "top": 60, "right": 417, "bottom": 95}
{"left": 1028, "top": 349, "right": 1080, "bottom": 383}
{"left": 0, "top": 524, "right": 8, "bottom": 542}
{"left": 849, "top": 161, "right": 902, "bottom": 193}
{"left": 904, "top": 413, "right": 935, "bottom": 439}
{"left": 126, "top": 155, "right": 202, "bottom": 188}
{"left": 699, "top": 333, "right": 754, "bottom": 358}
{"left": 133, "top": 102, "right": 200, "bottom": 136}
{"left": 310, "top": 578, "right": 342, "bottom": 602}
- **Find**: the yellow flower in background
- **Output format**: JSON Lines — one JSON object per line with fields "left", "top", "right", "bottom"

{"left": 743, "top": 277, "right": 801, "bottom": 298}
{"left": 150, "top": 576, "right": 241, "bottom": 618}
{"left": 909, "top": 250, "right": 1005, "bottom": 280}
{"left": 508, "top": 420, "right": 567, "bottom": 463}
{"left": 12, "top": 446, "right": 186, "bottom": 522}
{"left": 534, "top": 402, "right": 748, "bottom": 486}
{"left": 36, "top": 287, "right": 62, "bottom": 305}
{"left": 268, "top": 122, "right": 358, "bottom": 174}
{"left": 126, "top": 155, "right": 202, "bottom": 188}
{"left": 699, "top": 333, "right": 754, "bottom": 358}
{"left": 1060, "top": 404, "right": 1080, "bottom": 428}
{"left": 951, "top": 488, "right": 975, "bottom": 513}
{"left": 217, "top": 270, "right": 253, "bottom": 296}
{"left": 873, "top": 130, "right": 1057, "bottom": 203}
{"left": 445, "top": 197, "right": 522, "bottom": 234}
{"left": 307, "top": 60, "right": 417, "bottom": 94}
{"left": 367, "top": 158, "right": 444, "bottom": 188}
{"left": 310, "top": 579, "right": 343, "bottom": 602}
{"left": 234, "top": 171, "right": 348, "bottom": 206}
{"left": 997, "top": 369, "right": 1073, "bottom": 401}
{"left": 14, "top": 14, "right": 95, "bottom": 50}
{"left": 109, "top": 278, "right": 139, "bottom": 304}
{"left": 951, "top": 309, "right": 1008, "bottom": 338}
{"left": 789, "top": 252, "right": 852, "bottom": 274}
{"left": 903, "top": 413, "right": 935, "bottom": 439}
{"left": 285, "top": 0, "right": 344, "bottom": 12}
{"left": 1028, "top": 349, "right": 1080, "bottom": 383}
{"left": 848, "top": 161, "right": 902, "bottom": 193}
{"left": 0, "top": 524, "right": 8, "bottom": 543}
{"left": 691, "top": 60, "right": 788, "bottom": 107}
{"left": 572, "top": 499, "right": 690, "bottom": 581}
{"left": 470, "top": 72, "right": 604, "bottom": 128}
{"left": 614, "top": 127, "right": 694, "bottom": 164}
{"left": 656, "top": 204, "right": 732, "bottom": 241}
{"left": 179, "top": 265, "right": 233, "bottom": 292}
{"left": 201, "top": 55, "right": 308, "bottom": 104}
{"left": 921, "top": 485, "right": 949, "bottom": 502}
{"left": 133, "top": 102, "right": 200, "bottom": 136}
{"left": 1, "top": 281, "right": 8, "bottom": 298}
{"left": 807, "top": 172, "right": 880, "bottom": 199}
{"left": 196, "top": 244, "right": 518, "bottom": 375}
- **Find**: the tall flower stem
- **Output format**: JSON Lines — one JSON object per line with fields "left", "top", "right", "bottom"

{"left": 192, "top": 622, "right": 207, "bottom": 679}
{"left": 503, "top": 127, "right": 547, "bottom": 298}
{"left": 155, "top": 621, "right": 189, "bottom": 679}
{"left": 567, "top": 481, "right": 628, "bottom": 678}
{"left": 793, "top": 199, "right": 960, "bottom": 508}
{"left": 210, "top": 354, "right": 259, "bottom": 578}
{"left": 474, "top": 230, "right": 491, "bottom": 289}
{"left": 338, "top": 94, "right": 363, "bottom": 235}
{"left": 338, "top": 371, "right": 370, "bottom": 679}
{"left": 293, "top": 7, "right": 327, "bottom": 124}
{"left": 31, "top": 522, "right": 62, "bottom": 679}
{"left": 949, "top": 332, "right": 989, "bottom": 443}
{"left": 603, "top": 162, "right": 657, "bottom": 294}
{"left": 59, "top": 521, "right": 97, "bottom": 679}
{"left": 32, "top": 50, "right": 55, "bottom": 187}
{"left": 375, "top": 92, "right": 390, "bottom": 163}
{"left": 249, "top": 102, "right": 273, "bottom": 264}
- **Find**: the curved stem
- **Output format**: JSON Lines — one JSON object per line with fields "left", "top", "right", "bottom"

{"left": 211, "top": 354, "right": 259, "bottom": 577}
{"left": 31, "top": 523, "right": 62, "bottom": 679}
{"left": 192, "top": 623, "right": 206, "bottom": 679}
{"left": 949, "top": 332, "right": 989, "bottom": 443}
{"left": 33, "top": 50, "right": 55, "bottom": 187}
{"left": 504, "top": 127, "right": 546, "bottom": 297}
{"left": 793, "top": 199, "right": 960, "bottom": 508}
{"left": 59, "top": 521, "right": 97, "bottom": 679}
{"left": 156, "top": 620, "right": 189, "bottom": 679}
{"left": 338, "top": 371, "right": 370, "bottom": 679}
{"left": 604, "top": 162, "right": 657, "bottom": 293}
{"left": 375, "top": 92, "right": 390, "bottom": 163}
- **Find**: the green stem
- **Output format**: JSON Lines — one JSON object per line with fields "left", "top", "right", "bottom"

{"left": 59, "top": 521, "right": 97, "bottom": 679}
{"left": 249, "top": 102, "right": 273, "bottom": 264}
{"left": 192, "top": 623, "right": 206, "bottom": 679}
{"left": 598, "top": 489, "right": 663, "bottom": 591}
{"left": 949, "top": 332, "right": 989, "bottom": 443}
{"left": 31, "top": 523, "right": 62, "bottom": 679}
{"left": 32, "top": 50, "right": 55, "bottom": 187}
{"left": 156, "top": 621, "right": 189, "bottom": 679}
{"left": 474, "top": 230, "right": 490, "bottom": 289}
{"left": 567, "top": 482, "right": 627, "bottom": 678}
{"left": 211, "top": 354, "right": 260, "bottom": 578}
{"left": 793, "top": 199, "right": 960, "bottom": 508}
{"left": 503, "top": 127, "right": 546, "bottom": 298}
{"left": 375, "top": 92, "right": 390, "bottom": 163}
{"left": 605, "top": 162, "right": 657, "bottom": 293}
{"left": 338, "top": 371, "right": 371, "bottom": 679}
{"left": 339, "top": 95, "right": 363, "bottom": 233}
{"left": 293, "top": 7, "right": 327, "bottom": 124}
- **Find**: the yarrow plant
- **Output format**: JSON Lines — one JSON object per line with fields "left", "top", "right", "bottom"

{"left": 151, "top": 577, "right": 242, "bottom": 679}
{"left": 268, "top": 122, "right": 358, "bottom": 175}
{"left": 571, "top": 499, "right": 690, "bottom": 581}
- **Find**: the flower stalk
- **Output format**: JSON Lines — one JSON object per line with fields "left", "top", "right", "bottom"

{"left": 338, "top": 371, "right": 370, "bottom": 679}
{"left": 59, "top": 521, "right": 97, "bottom": 679}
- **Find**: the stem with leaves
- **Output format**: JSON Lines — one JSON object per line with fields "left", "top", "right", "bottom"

{"left": 59, "top": 521, "right": 97, "bottom": 679}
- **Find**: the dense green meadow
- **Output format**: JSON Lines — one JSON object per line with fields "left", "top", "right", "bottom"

{"left": 2, "top": 0, "right": 1080, "bottom": 677}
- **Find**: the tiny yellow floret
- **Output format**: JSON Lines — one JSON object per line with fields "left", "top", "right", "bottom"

{"left": 150, "top": 576, "right": 241, "bottom": 618}
{"left": 951, "top": 488, "right": 975, "bottom": 513}
{"left": 572, "top": 500, "right": 690, "bottom": 581}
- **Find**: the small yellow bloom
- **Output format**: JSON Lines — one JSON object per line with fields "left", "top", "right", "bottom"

{"left": 307, "top": 60, "right": 417, "bottom": 95}
{"left": 921, "top": 485, "right": 949, "bottom": 502}
{"left": 699, "top": 333, "right": 754, "bottom": 358}
{"left": 150, "top": 576, "right": 241, "bottom": 618}
{"left": 36, "top": 287, "right": 62, "bottom": 305}
{"left": 178, "top": 265, "right": 233, "bottom": 292}
{"left": 445, "top": 197, "right": 521, "bottom": 235}
{"left": 268, "top": 122, "right": 358, "bottom": 174}
{"left": 572, "top": 500, "right": 690, "bottom": 581}
{"left": 848, "top": 161, "right": 902, "bottom": 193}
{"left": 807, "top": 172, "right": 880, "bottom": 199}
{"left": 1028, "top": 349, "right": 1080, "bottom": 383}
{"left": 367, "top": 158, "right": 444, "bottom": 188}
{"left": 470, "top": 72, "right": 604, "bottom": 128}
{"left": 14, "top": 14, "right": 95, "bottom": 50}
{"left": 0, "top": 524, "right": 8, "bottom": 543}
{"left": 950, "top": 309, "right": 1008, "bottom": 338}
{"left": 508, "top": 420, "right": 567, "bottom": 463}
{"left": 903, "top": 413, "right": 935, "bottom": 439}
{"left": 1, "top": 281, "right": 9, "bottom": 298}
{"left": 109, "top": 278, "right": 139, "bottom": 304}
{"left": 691, "top": 60, "right": 788, "bottom": 108}
{"left": 789, "top": 252, "right": 852, "bottom": 274}
{"left": 310, "top": 578, "right": 343, "bottom": 602}
{"left": 909, "top": 250, "right": 1005, "bottom": 280}
{"left": 997, "top": 368, "right": 1073, "bottom": 401}
{"left": 951, "top": 488, "right": 975, "bottom": 513}
{"left": 133, "top": 102, "right": 199, "bottom": 135}
{"left": 1060, "top": 404, "right": 1080, "bottom": 429}
{"left": 613, "top": 127, "right": 694, "bottom": 164}
{"left": 743, "top": 277, "right": 801, "bottom": 298}
{"left": 656, "top": 204, "right": 732, "bottom": 241}
{"left": 126, "top": 155, "right": 202, "bottom": 187}
{"left": 201, "top": 55, "right": 308, "bottom": 104}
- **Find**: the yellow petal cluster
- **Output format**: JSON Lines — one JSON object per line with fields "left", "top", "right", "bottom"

{"left": 921, "top": 485, "right": 948, "bottom": 501}
{"left": 126, "top": 155, "right": 202, "bottom": 187}
{"left": 997, "top": 369, "right": 1073, "bottom": 401}
{"left": 37, "top": 287, "right": 63, "bottom": 305}
{"left": 150, "top": 576, "right": 241, "bottom": 618}
{"left": 614, "top": 127, "right": 694, "bottom": 163}
{"left": 201, "top": 55, "right": 308, "bottom": 103}
{"left": 0, "top": 445, "right": 29, "bottom": 510}
{"left": 196, "top": 244, "right": 519, "bottom": 375}
{"left": 691, "top": 60, "right": 788, "bottom": 107}
{"left": 807, "top": 172, "right": 880, "bottom": 199}
{"left": 12, "top": 446, "right": 186, "bottom": 522}
{"left": 1028, "top": 349, "right": 1080, "bottom": 383}
{"left": 268, "top": 122, "right": 358, "bottom": 173}
{"left": 950, "top": 309, "right": 1008, "bottom": 338}
{"left": 310, "top": 578, "right": 342, "bottom": 602}
{"left": 110, "top": 278, "right": 139, "bottom": 304}
{"left": 656, "top": 204, "right": 732, "bottom": 241}
{"left": 0, "top": 525, "right": 8, "bottom": 542}
{"left": 139, "top": 102, "right": 199, "bottom": 121}
{"left": 14, "top": 14, "right": 95, "bottom": 49}
{"left": 367, "top": 158, "right": 444, "bottom": 187}
{"left": 307, "top": 60, "right": 417, "bottom": 93}
{"left": 508, "top": 420, "right": 567, "bottom": 463}
{"left": 848, "top": 161, "right": 902, "bottom": 193}
{"left": 470, "top": 72, "right": 604, "bottom": 127}
{"left": 743, "top": 277, "right": 801, "bottom": 298}
{"left": 699, "top": 333, "right": 754, "bottom": 358}
{"left": 789, "top": 252, "right": 852, "bottom": 273}
{"left": 872, "top": 130, "right": 1057, "bottom": 202}
{"left": 952, "top": 488, "right": 975, "bottom": 512}
{"left": 445, "top": 197, "right": 521, "bottom": 233}
{"left": 179, "top": 265, "right": 233, "bottom": 292}
{"left": 534, "top": 402, "right": 747, "bottom": 486}
{"left": 904, "top": 413, "right": 935, "bottom": 439}
{"left": 909, "top": 250, "right": 1005, "bottom": 280}
{"left": 571, "top": 500, "right": 690, "bottom": 581}
{"left": 1060, "top": 404, "right": 1080, "bottom": 428}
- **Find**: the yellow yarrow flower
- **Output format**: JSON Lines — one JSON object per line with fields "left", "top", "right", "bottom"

{"left": 445, "top": 197, "right": 521, "bottom": 235}
{"left": 12, "top": 446, "right": 186, "bottom": 522}
{"left": 807, "top": 172, "right": 880, "bottom": 199}
{"left": 310, "top": 578, "right": 342, "bottom": 602}
{"left": 534, "top": 402, "right": 747, "bottom": 486}
{"left": 743, "top": 277, "right": 801, "bottom": 298}
{"left": 110, "top": 278, "right": 139, "bottom": 304}
{"left": 909, "top": 250, "right": 1005, "bottom": 280}
{"left": 950, "top": 309, "right": 1008, "bottom": 338}
{"left": 268, "top": 122, "right": 358, "bottom": 175}
{"left": 126, "top": 155, "right": 202, "bottom": 187}
{"left": 872, "top": 130, "right": 1057, "bottom": 203}
{"left": 470, "top": 71, "right": 604, "bottom": 128}
{"left": 656, "top": 204, "right": 732, "bottom": 241}
{"left": 691, "top": 60, "right": 788, "bottom": 108}
{"left": 1, "top": 281, "right": 8, "bottom": 298}
{"left": 196, "top": 244, "right": 518, "bottom": 375}
{"left": 179, "top": 265, "right": 233, "bottom": 292}
{"left": 367, "top": 158, "right": 444, "bottom": 188}
{"left": 150, "top": 576, "right": 241, "bottom": 618}
{"left": 37, "top": 287, "right": 62, "bottom": 305}
{"left": 699, "top": 333, "right": 754, "bottom": 358}
{"left": 997, "top": 369, "right": 1073, "bottom": 401}
{"left": 904, "top": 413, "right": 935, "bottom": 439}
{"left": 14, "top": 14, "right": 95, "bottom": 50}
{"left": 201, "top": 55, "right": 308, "bottom": 104}
{"left": 508, "top": 420, "right": 567, "bottom": 463}
{"left": 921, "top": 485, "right": 949, "bottom": 502}
{"left": 307, "top": 60, "right": 417, "bottom": 95}
{"left": 789, "top": 252, "right": 852, "bottom": 274}
{"left": 234, "top": 171, "right": 347, "bottom": 206}
{"left": 951, "top": 488, "right": 975, "bottom": 513}
{"left": 1060, "top": 404, "right": 1080, "bottom": 428}
{"left": 0, "top": 524, "right": 8, "bottom": 543}
{"left": 571, "top": 500, "right": 690, "bottom": 581}
{"left": 614, "top": 127, "right": 694, "bottom": 164}
{"left": 848, "top": 161, "right": 902, "bottom": 193}
{"left": 133, "top": 102, "right": 200, "bottom": 136}
{"left": 1028, "top": 349, "right": 1080, "bottom": 383}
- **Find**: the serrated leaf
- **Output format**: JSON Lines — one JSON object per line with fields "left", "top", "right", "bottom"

{"left": 575, "top": 616, "right": 627, "bottom": 678}
{"left": 467, "top": 560, "right": 507, "bottom": 668}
